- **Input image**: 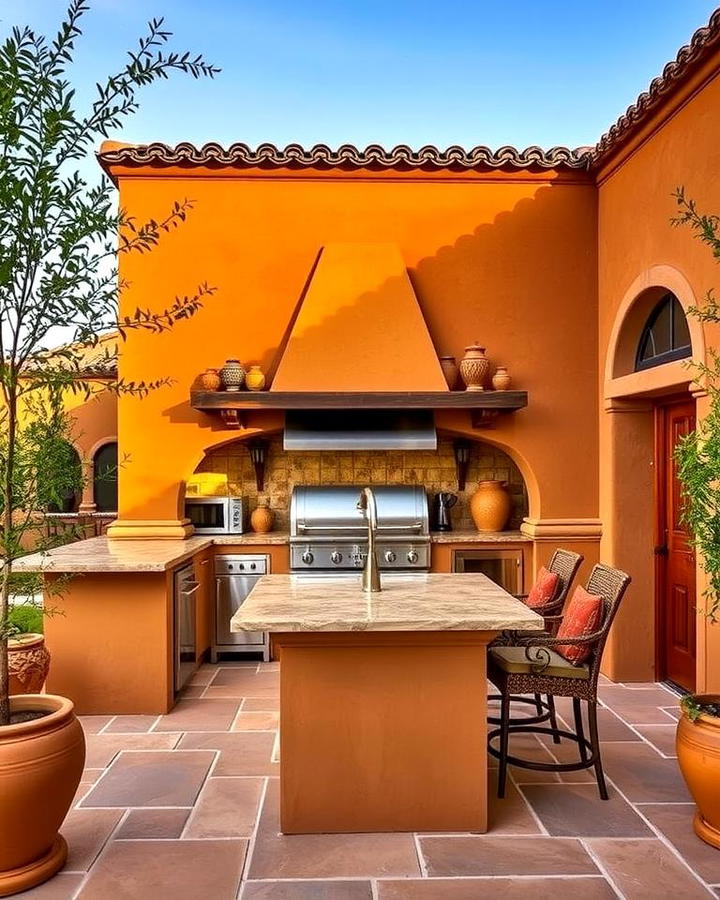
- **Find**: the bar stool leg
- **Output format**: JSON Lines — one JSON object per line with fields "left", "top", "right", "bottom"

{"left": 547, "top": 695, "right": 561, "bottom": 744}
{"left": 573, "top": 697, "right": 588, "bottom": 762}
{"left": 588, "top": 700, "right": 608, "bottom": 800}
{"left": 498, "top": 693, "right": 511, "bottom": 799}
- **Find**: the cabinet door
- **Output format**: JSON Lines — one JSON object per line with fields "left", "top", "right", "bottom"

{"left": 452, "top": 549, "right": 523, "bottom": 593}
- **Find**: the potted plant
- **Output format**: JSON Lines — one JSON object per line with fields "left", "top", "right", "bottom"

{"left": 673, "top": 188, "right": 720, "bottom": 849}
{"left": 0, "top": 3, "right": 217, "bottom": 893}
{"left": 7, "top": 605, "right": 50, "bottom": 695}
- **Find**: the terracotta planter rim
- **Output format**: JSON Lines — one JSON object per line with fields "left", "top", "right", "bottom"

{"left": 683, "top": 693, "right": 720, "bottom": 727}
{"left": 1, "top": 694, "right": 74, "bottom": 741}
{"left": 477, "top": 479, "right": 508, "bottom": 487}
{"left": 8, "top": 633, "right": 44, "bottom": 649}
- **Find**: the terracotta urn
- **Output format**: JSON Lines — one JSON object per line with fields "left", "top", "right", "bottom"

{"left": 492, "top": 366, "right": 512, "bottom": 391}
{"left": 8, "top": 635, "right": 50, "bottom": 695}
{"left": 245, "top": 365, "right": 266, "bottom": 392}
{"left": 0, "top": 695, "right": 85, "bottom": 896}
{"left": 199, "top": 368, "right": 221, "bottom": 391}
{"left": 250, "top": 503, "right": 274, "bottom": 534}
{"left": 470, "top": 480, "right": 512, "bottom": 532}
{"left": 677, "top": 696, "right": 720, "bottom": 849}
{"left": 439, "top": 356, "right": 459, "bottom": 390}
{"left": 219, "top": 359, "right": 246, "bottom": 392}
{"left": 459, "top": 344, "right": 490, "bottom": 392}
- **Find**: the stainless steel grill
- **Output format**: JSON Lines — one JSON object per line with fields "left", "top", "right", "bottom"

{"left": 290, "top": 485, "right": 430, "bottom": 573}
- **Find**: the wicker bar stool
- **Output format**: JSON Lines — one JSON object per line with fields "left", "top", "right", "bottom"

{"left": 487, "top": 563, "right": 631, "bottom": 800}
{"left": 488, "top": 549, "right": 583, "bottom": 737}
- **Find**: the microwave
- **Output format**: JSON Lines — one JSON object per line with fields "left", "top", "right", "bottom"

{"left": 184, "top": 496, "right": 245, "bottom": 534}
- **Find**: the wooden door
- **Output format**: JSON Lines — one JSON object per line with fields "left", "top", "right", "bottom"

{"left": 656, "top": 399, "right": 696, "bottom": 691}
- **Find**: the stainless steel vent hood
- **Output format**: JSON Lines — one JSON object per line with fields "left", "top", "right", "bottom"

{"left": 284, "top": 410, "right": 437, "bottom": 451}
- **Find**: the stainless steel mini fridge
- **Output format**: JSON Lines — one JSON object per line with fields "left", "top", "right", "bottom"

{"left": 213, "top": 554, "right": 270, "bottom": 662}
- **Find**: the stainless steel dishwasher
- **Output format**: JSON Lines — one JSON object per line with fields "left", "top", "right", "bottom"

{"left": 213, "top": 555, "right": 269, "bottom": 662}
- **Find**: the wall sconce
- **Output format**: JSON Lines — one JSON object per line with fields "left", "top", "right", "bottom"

{"left": 453, "top": 439, "right": 472, "bottom": 491}
{"left": 247, "top": 439, "right": 269, "bottom": 492}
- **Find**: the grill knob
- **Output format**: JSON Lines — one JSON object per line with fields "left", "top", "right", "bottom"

{"left": 407, "top": 549, "right": 419, "bottom": 564}
{"left": 330, "top": 551, "right": 343, "bottom": 565}
{"left": 301, "top": 550, "right": 314, "bottom": 565}
{"left": 384, "top": 550, "right": 396, "bottom": 563}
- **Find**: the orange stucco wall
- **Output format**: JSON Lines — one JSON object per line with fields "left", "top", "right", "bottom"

{"left": 598, "top": 69, "right": 720, "bottom": 688}
{"left": 113, "top": 167, "right": 598, "bottom": 529}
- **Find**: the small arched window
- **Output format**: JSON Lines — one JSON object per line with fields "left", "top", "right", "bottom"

{"left": 635, "top": 293, "right": 691, "bottom": 371}
{"left": 93, "top": 442, "right": 118, "bottom": 513}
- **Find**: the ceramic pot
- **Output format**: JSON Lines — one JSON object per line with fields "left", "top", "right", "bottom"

{"left": 677, "top": 696, "right": 720, "bottom": 849}
{"left": 245, "top": 365, "right": 266, "bottom": 392}
{"left": 439, "top": 356, "right": 459, "bottom": 390}
{"left": 250, "top": 504, "right": 275, "bottom": 534}
{"left": 492, "top": 366, "right": 512, "bottom": 391}
{"left": 0, "top": 695, "right": 85, "bottom": 896}
{"left": 219, "top": 359, "right": 246, "bottom": 392}
{"left": 459, "top": 344, "right": 490, "bottom": 392}
{"left": 8, "top": 635, "right": 50, "bottom": 695}
{"left": 470, "top": 480, "right": 512, "bottom": 532}
{"left": 199, "top": 368, "right": 221, "bottom": 391}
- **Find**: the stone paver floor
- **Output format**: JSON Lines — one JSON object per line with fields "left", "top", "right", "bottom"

{"left": 27, "top": 665, "right": 720, "bottom": 899}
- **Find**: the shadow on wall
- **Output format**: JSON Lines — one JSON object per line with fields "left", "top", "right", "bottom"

{"left": 123, "top": 177, "right": 597, "bottom": 523}
{"left": 195, "top": 434, "right": 529, "bottom": 531}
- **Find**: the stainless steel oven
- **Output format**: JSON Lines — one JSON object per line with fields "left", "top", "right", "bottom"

{"left": 184, "top": 496, "right": 245, "bottom": 534}
{"left": 213, "top": 554, "right": 269, "bottom": 661}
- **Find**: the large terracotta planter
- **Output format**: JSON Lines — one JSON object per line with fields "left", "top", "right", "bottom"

{"left": 0, "top": 695, "right": 85, "bottom": 896}
{"left": 8, "top": 635, "right": 50, "bottom": 695}
{"left": 470, "top": 480, "right": 512, "bottom": 532}
{"left": 677, "top": 696, "right": 720, "bottom": 849}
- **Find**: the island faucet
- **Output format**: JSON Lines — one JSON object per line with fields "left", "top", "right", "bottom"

{"left": 357, "top": 487, "right": 381, "bottom": 593}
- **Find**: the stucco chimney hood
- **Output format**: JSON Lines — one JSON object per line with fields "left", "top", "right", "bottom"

{"left": 272, "top": 243, "right": 446, "bottom": 450}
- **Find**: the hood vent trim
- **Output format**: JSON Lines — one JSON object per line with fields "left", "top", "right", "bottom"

{"left": 284, "top": 409, "right": 437, "bottom": 451}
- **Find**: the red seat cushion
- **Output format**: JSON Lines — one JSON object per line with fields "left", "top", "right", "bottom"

{"left": 555, "top": 586, "right": 604, "bottom": 665}
{"left": 525, "top": 566, "right": 560, "bottom": 609}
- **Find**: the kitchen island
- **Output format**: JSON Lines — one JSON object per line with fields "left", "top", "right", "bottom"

{"left": 231, "top": 572, "right": 543, "bottom": 834}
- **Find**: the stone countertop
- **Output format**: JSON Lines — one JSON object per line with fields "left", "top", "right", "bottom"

{"left": 430, "top": 530, "right": 530, "bottom": 543}
{"left": 231, "top": 573, "right": 544, "bottom": 633}
{"left": 13, "top": 532, "right": 290, "bottom": 573}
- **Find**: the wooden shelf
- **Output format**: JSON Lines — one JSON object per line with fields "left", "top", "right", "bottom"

{"left": 190, "top": 390, "right": 528, "bottom": 429}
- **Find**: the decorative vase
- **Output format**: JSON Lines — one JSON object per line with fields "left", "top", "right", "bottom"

{"left": 492, "top": 366, "right": 512, "bottom": 391}
{"left": 245, "top": 365, "right": 266, "bottom": 392}
{"left": 250, "top": 503, "right": 274, "bottom": 534}
{"left": 677, "top": 696, "right": 720, "bottom": 849}
{"left": 8, "top": 635, "right": 50, "bottom": 695}
{"left": 219, "top": 359, "right": 245, "bottom": 392}
{"left": 0, "top": 695, "right": 85, "bottom": 895}
{"left": 199, "top": 368, "right": 221, "bottom": 391}
{"left": 470, "top": 480, "right": 512, "bottom": 532}
{"left": 459, "top": 344, "right": 490, "bottom": 392}
{"left": 439, "top": 356, "right": 459, "bottom": 390}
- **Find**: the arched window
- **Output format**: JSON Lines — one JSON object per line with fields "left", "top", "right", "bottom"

{"left": 93, "top": 442, "right": 118, "bottom": 512}
{"left": 635, "top": 293, "right": 691, "bottom": 371}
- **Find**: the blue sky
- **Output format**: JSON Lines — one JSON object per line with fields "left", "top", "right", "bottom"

{"left": 3, "top": 1, "right": 718, "bottom": 151}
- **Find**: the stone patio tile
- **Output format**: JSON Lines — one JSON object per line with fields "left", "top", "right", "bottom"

{"left": 115, "top": 808, "right": 190, "bottom": 839}
{"left": 487, "top": 770, "right": 543, "bottom": 833}
{"left": 248, "top": 780, "right": 419, "bottom": 878}
{"left": 84, "top": 732, "right": 181, "bottom": 768}
{"left": 205, "top": 672, "right": 280, "bottom": 700}
{"left": 62, "top": 808, "right": 124, "bottom": 871}
{"left": 533, "top": 731, "right": 601, "bottom": 784}
{"left": 178, "top": 731, "right": 278, "bottom": 776}
{"left": 103, "top": 716, "right": 159, "bottom": 734}
{"left": 242, "top": 881, "right": 373, "bottom": 899}
{"left": 79, "top": 716, "right": 113, "bottom": 734}
{"left": 419, "top": 835, "right": 599, "bottom": 876}
{"left": 77, "top": 839, "right": 246, "bottom": 899}
{"left": 585, "top": 838, "right": 713, "bottom": 899}
{"left": 635, "top": 724, "right": 678, "bottom": 757}
{"left": 497, "top": 732, "right": 565, "bottom": 784}
{"left": 599, "top": 742, "right": 691, "bottom": 802}
{"left": 154, "top": 698, "right": 241, "bottom": 732}
{"left": 232, "top": 711, "right": 280, "bottom": 731}
{"left": 80, "top": 750, "right": 215, "bottom": 808}
{"left": 183, "top": 777, "right": 264, "bottom": 838}
{"left": 189, "top": 666, "right": 221, "bottom": 685}
{"left": 642, "top": 803, "right": 720, "bottom": 884}
{"left": 598, "top": 686, "right": 679, "bottom": 724}
{"left": 377, "top": 877, "right": 615, "bottom": 898}
{"left": 519, "top": 783, "right": 652, "bottom": 836}
{"left": 552, "top": 699, "right": 642, "bottom": 742}
{"left": 18, "top": 873, "right": 85, "bottom": 899}
{"left": 244, "top": 698, "right": 280, "bottom": 711}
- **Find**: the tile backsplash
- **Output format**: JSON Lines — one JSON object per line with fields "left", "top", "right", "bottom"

{"left": 195, "top": 436, "right": 528, "bottom": 531}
